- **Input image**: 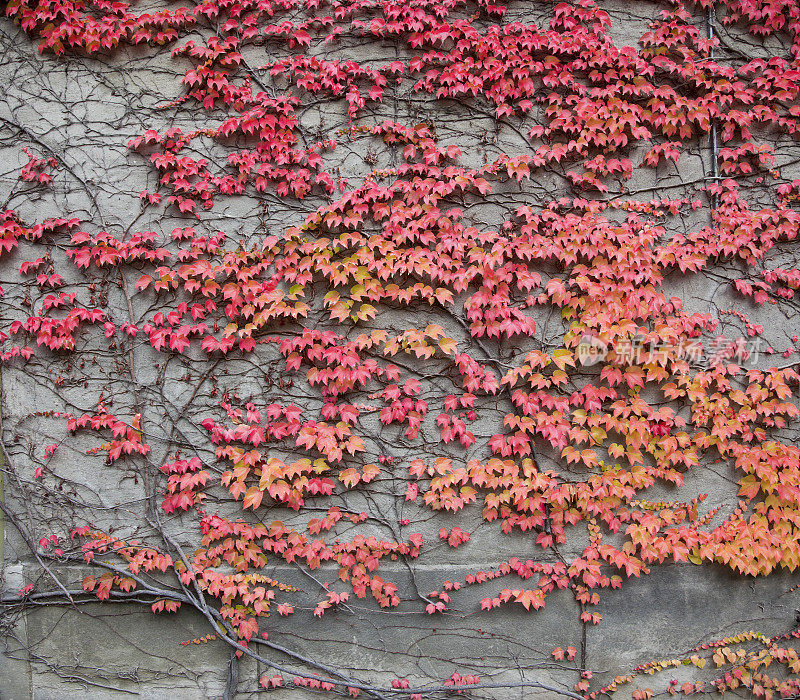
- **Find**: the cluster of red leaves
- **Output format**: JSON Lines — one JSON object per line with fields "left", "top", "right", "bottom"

{"left": 19, "top": 148, "right": 57, "bottom": 185}
{"left": 67, "top": 405, "right": 151, "bottom": 462}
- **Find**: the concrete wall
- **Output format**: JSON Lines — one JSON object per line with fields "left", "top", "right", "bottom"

{"left": 1, "top": 1, "right": 800, "bottom": 698}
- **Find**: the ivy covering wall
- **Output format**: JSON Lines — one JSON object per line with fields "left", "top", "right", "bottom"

{"left": 2, "top": 0, "right": 800, "bottom": 697}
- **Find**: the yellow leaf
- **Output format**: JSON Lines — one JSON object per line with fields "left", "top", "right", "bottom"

{"left": 339, "top": 468, "right": 361, "bottom": 489}
{"left": 438, "top": 337, "right": 457, "bottom": 355}
{"left": 361, "top": 463, "right": 380, "bottom": 483}
{"left": 243, "top": 486, "right": 264, "bottom": 510}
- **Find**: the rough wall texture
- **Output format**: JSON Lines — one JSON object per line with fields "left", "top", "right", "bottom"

{"left": 1, "top": 0, "right": 800, "bottom": 698}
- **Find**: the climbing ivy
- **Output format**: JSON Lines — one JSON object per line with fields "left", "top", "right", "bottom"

{"left": 2, "top": 0, "right": 800, "bottom": 697}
